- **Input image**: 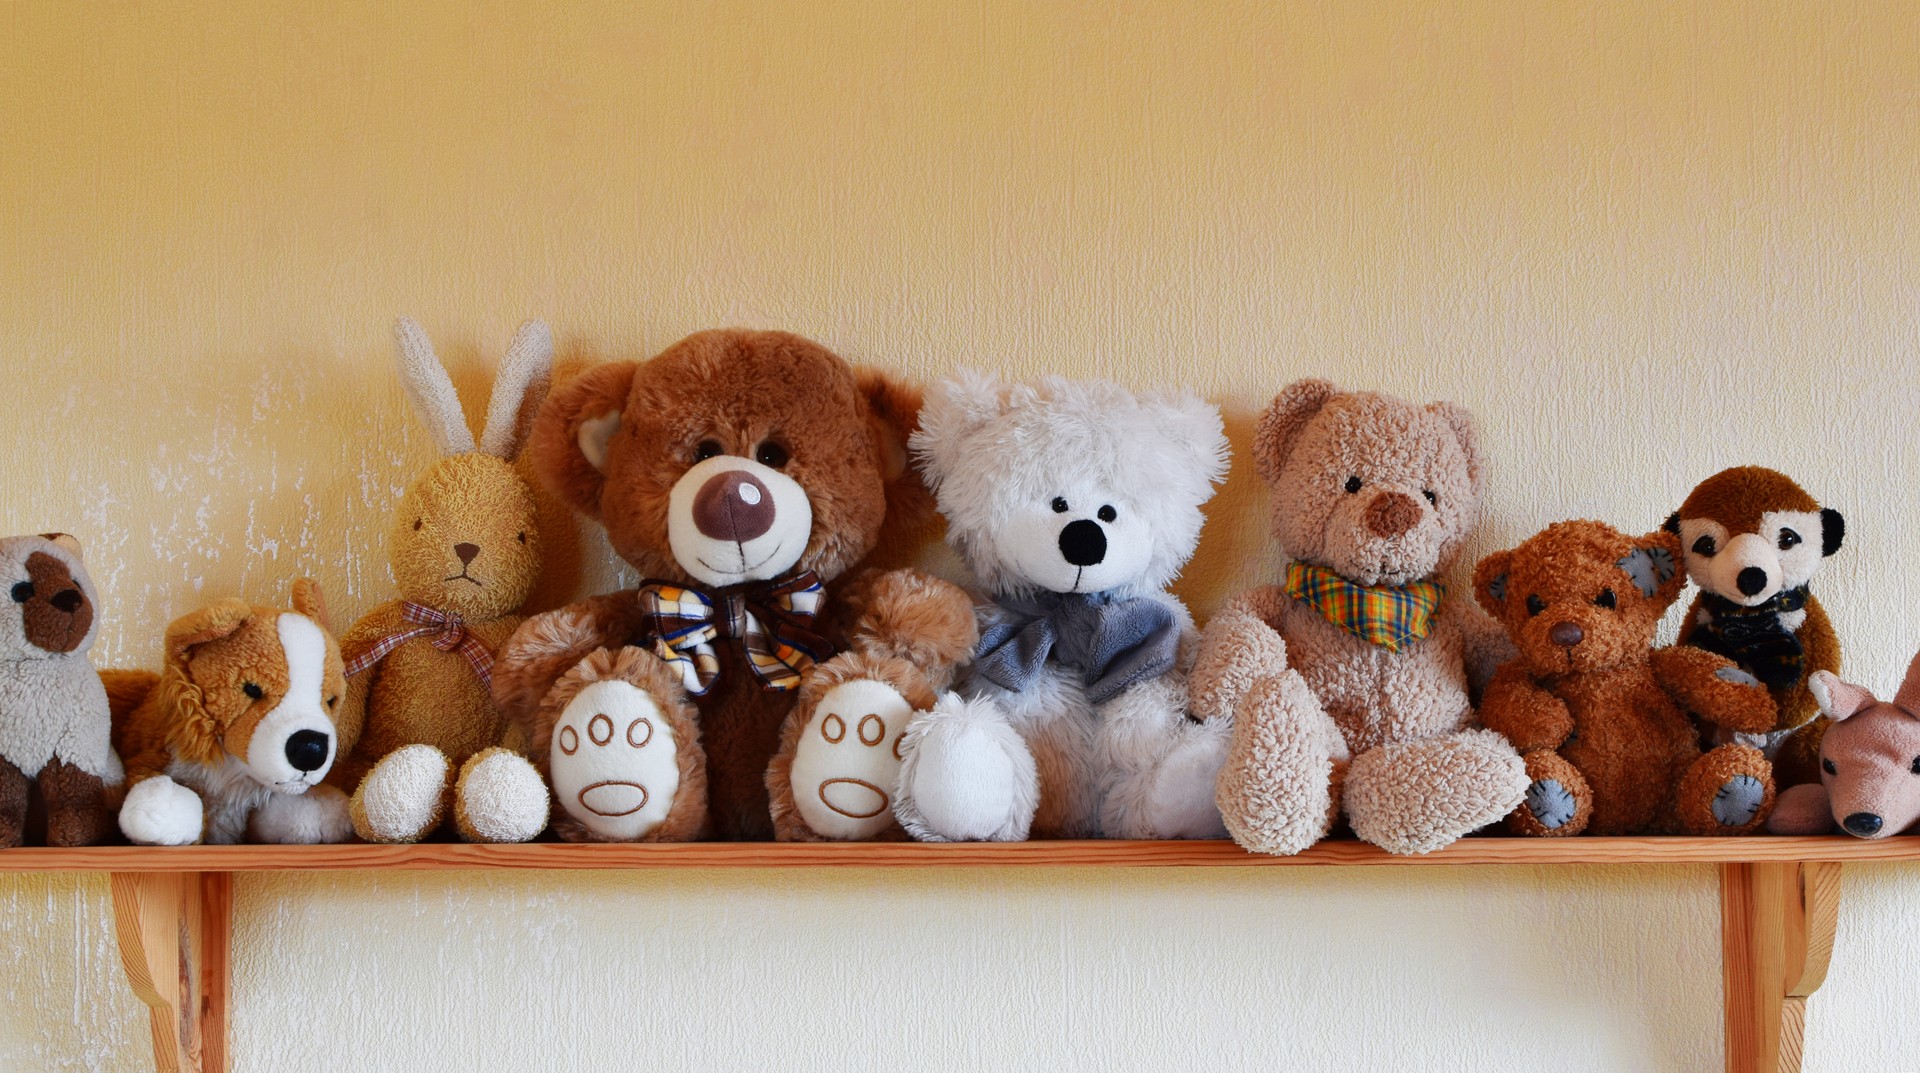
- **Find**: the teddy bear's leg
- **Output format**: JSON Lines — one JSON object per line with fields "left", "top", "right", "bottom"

{"left": 36, "top": 758, "right": 114, "bottom": 848}
{"left": 248, "top": 785, "right": 354, "bottom": 844}
{"left": 350, "top": 744, "right": 454, "bottom": 844}
{"left": 1770, "top": 716, "right": 1831, "bottom": 788}
{"left": 1343, "top": 729, "right": 1528, "bottom": 854}
{"left": 1214, "top": 672, "right": 1347, "bottom": 855}
{"left": 119, "top": 775, "right": 206, "bottom": 846}
{"left": 1095, "top": 674, "right": 1231, "bottom": 839}
{"left": 1766, "top": 781, "right": 1835, "bottom": 834}
{"left": 451, "top": 747, "right": 551, "bottom": 843}
{"left": 542, "top": 647, "right": 707, "bottom": 843}
{"left": 894, "top": 692, "right": 1039, "bottom": 842}
{"left": 1505, "top": 750, "right": 1592, "bottom": 837}
{"left": 0, "top": 757, "right": 30, "bottom": 848}
{"left": 786, "top": 676, "right": 916, "bottom": 841}
{"left": 1674, "top": 743, "right": 1774, "bottom": 835}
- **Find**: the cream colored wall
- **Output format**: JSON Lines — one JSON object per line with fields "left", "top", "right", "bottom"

{"left": 1, "top": 1, "right": 1915, "bottom": 1069}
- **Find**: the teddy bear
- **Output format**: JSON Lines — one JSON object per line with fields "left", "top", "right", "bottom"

{"left": 1189, "top": 380, "right": 1528, "bottom": 856}
{"left": 1767, "top": 652, "right": 1920, "bottom": 838}
{"left": 330, "top": 317, "right": 553, "bottom": 845}
{"left": 491, "top": 328, "right": 975, "bottom": 842}
{"left": 1665, "top": 466, "right": 1845, "bottom": 787}
{"left": 111, "top": 579, "right": 353, "bottom": 845}
{"left": 888, "top": 372, "right": 1235, "bottom": 842}
{"left": 1472, "top": 520, "right": 1781, "bottom": 836}
{"left": 0, "top": 533, "right": 123, "bottom": 847}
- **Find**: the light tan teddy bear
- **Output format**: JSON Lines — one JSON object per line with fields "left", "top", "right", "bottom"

{"left": 1191, "top": 380, "right": 1527, "bottom": 855}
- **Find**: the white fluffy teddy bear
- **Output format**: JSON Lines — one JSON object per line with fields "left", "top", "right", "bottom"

{"left": 893, "top": 372, "right": 1233, "bottom": 841}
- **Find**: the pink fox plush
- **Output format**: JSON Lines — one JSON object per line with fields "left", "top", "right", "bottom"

{"left": 1767, "top": 648, "right": 1920, "bottom": 838}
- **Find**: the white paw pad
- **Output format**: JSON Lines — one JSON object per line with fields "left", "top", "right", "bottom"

{"left": 789, "top": 680, "right": 912, "bottom": 839}
{"left": 356, "top": 744, "right": 452, "bottom": 842}
{"left": 549, "top": 680, "right": 679, "bottom": 840}
{"left": 458, "top": 752, "right": 550, "bottom": 843}
{"left": 120, "top": 777, "right": 204, "bottom": 846}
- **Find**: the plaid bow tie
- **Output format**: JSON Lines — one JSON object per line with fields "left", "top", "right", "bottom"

{"left": 635, "top": 571, "right": 833, "bottom": 695}
{"left": 343, "top": 600, "right": 496, "bottom": 685}
{"left": 1283, "top": 561, "right": 1446, "bottom": 652}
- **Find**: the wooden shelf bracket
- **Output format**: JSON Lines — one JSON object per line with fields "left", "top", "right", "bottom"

{"left": 109, "top": 871, "right": 230, "bottom": 1073}
{"left": 1720, "top": 861, "right": 1844, "bottom": 1073}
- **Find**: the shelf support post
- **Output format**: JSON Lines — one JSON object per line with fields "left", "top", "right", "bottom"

{"left": 1720, "top": 860, "right": 1842, "bottom": 1073}
{"left": 109, "top": 871, "right": 231, "bottom": 1073}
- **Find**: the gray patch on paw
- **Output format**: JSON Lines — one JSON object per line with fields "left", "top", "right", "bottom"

{"left": 1715, "top": 666, "right": 1762, "bottom": 687}
{"left": 1712, "top": 774, "right": 1766, "bottom": 826}
{"left": 1525, "top": 779, "right": 1577, "bottom": 830}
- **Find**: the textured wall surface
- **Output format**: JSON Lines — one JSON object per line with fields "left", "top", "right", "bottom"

{"left": 2, "top": 1, "right": 1917, "bottom": 1070}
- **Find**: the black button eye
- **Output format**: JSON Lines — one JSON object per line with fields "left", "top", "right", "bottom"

{"left": 1097, "top": 505, "right": 1117, "bottom": 523}
{"left": 412, "top": 518, "right": 423, "bottom": 532}
{"left": 754, "top": 442, "right": 789, "bottom": 469}
{"left": 1778, "top": 529, "right": 1802, "bottom": 551}
{"left": 1910, "top": 756, "right": 1919, "bottom": 775}
{"left": 693, "top": 440, "right": 723, "bottom": 462}
{"left": 9, "top": 582, "right": 31, "bottom": 603}
{"left": 1823, "top": 757, "right": 1837, "bottom": 776}
{"left": 1595, "top": 588, "right": 1616, "bottom": 609}
{"left": 1692, "top": 535, "right": 1717, "bottom": 556}
{"left": 1525, "top": 594, "right": 1545, "bottom": 617}
{"left": 1422, "top": 489, "right": 1437, "bottom": 505}
{"left": 1344, "top": 476, "right": 1362, "bottom": 494}
{"left": 243, "top": 682, "right": 265, "bottom": 701}
{"left": 1051, "top": 497, "right": 1069, "bottom": 513}
{"left": 516, "top": 531, "right": 527, "bottom": 545}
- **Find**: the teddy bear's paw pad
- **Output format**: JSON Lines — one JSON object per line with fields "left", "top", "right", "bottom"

{"left": 249, "top": 784, "right": 353, "bottom": 844}
{"left": 791, "top": 679, "right": 911, "bottom": 839}
{"left": 455, "top": 749, "right": 550, "bottom": 844}
{"left": 1711, "top": 774, "right": 1768, "bottom": 827}
{"left": 120, "top": 777, "right": 204, "bottom": 846}
{"left": 1525, "top": 779, "right": 1579, "bottom": 831}
{"left": 550, "top": 679, "right": 680, "bottom": 841}
{"left": 352, "top": 744, "right": 452, "bottom": 843}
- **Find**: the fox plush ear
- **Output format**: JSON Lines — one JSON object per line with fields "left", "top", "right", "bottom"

{"left": 1253, "top": 379, "right": 1339, "bottom": 485}
{"left": 1473, "top": 549, "right": 1513, "bottom": 619}
{"left": 1891, "top": 649, "right": 1920, "bottom": 716}
{"left": 1810, "top": 670, "right": 1878, "bottom": 722}
{"left": 290, "top": 578, "right": 330, "bottom": 633}
{"left": 529, "top": 360, "right": 639, "bottom": 519}
{"left": 164, "top": 598, "right": 254, "bottom": 668}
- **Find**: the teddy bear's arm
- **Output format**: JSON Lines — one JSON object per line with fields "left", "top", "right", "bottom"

{"left": 1190, "top": 586, "right": 1292, "bottom": 723}
{"left": 490, "top": 592, "right": 649, "bottom": 723}
{"left": 1477, "top": 663, "right": 1573, "bottom": 752}
{"left": 1448, "top": 599, "right": 1517, "bottom": 700}
{"left": 332, "top": 603, "right": 411, "bottom": 762}
{"left": 829, "top": 567, "right": 979, "bottom": 686}
{"left": 1649, "top": 645, "right": 1779, "bottom": 736}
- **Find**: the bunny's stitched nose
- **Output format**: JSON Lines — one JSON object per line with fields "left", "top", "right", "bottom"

{"left": 694, "top": 470, "right": 776, "bottom": 543}
{"left": 454, "top": 543, "right": 480, "bottom": 565}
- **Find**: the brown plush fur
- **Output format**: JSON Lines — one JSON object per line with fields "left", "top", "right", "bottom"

{"left": 1474, "top": 522, "right": 1776, "bottom": 836}
{"left": 497, "top": 329, "right": 957, "bottom": 839}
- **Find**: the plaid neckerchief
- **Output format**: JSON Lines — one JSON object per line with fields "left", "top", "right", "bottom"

{"left": 1282, "top": 561, "right": 1446, "bottom": 653}
{"left": 1692, "top": 585, "right": 1810, "bottom": 690}
{"left": 635, "top": 571, "right": 832, "bottom": 695}
{"left": 342, "top": 600, "right": 496, "bottom": 685}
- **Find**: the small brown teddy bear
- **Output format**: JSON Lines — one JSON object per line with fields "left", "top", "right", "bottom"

{"left": 493, "top": 329, "right": 974, "bottom": 842}
{"left": 1472, "top": 521, "right": 1779, "bottom": 836}
{"left": 1191, "top": 380, "right": 1527, "bottom": 856}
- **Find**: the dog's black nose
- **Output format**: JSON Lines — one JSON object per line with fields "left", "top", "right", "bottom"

{"left": 1058, "top": 519, "right": 1107, "bottom": 567}
{"left": 284, "top": 730, "right": 331, "bottom": 773}
{"left": 1736, "top": 567, "right": 1769, "bottom": 597}
{"left": 49, "top": 588, "right": 82, "bottom": 613}
{"left": 1842, "top": 812, "right": 1883, "bottom": 837}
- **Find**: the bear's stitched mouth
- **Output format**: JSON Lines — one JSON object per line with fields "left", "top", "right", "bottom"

{"left": 442, "top": 569, "right": 485, "bottom": 587}
{"left": 697, "top": 539, "right": 787, "bottom": 578}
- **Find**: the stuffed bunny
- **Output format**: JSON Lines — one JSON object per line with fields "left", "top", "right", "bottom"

{"left": 330, "top": 317, "right": 554, "bottom": 843}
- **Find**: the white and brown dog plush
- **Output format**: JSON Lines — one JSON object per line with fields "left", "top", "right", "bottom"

{"left": 110, "top": 580, "right": 353, "bottom": 845}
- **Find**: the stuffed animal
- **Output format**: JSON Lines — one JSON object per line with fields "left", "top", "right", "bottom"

{"left": 1190, "top": 381, "right": 1527, "bottom": 856}
{"left": 1666, "top": 466, "right": 1844, "bottom": 786}
{"left": 0, "top": 534, "right": 122, "bottom": 847}
{"left": 492, "top": 329, "right": 973, "bottom": 842}
{"left": 889, "top": 372, "right": 1234, "bottom": 842}
{"left": 1767, "top": 654, "right": 1920, "bottom": 838}
{"left": 331, "top": 317, "right": 553, "bottom": 844}
{"left": 1472, "top": 521, "right": 1780, "bottom": 836}
{"left": 111, "top": 580, "right": 352, "bottom": 845}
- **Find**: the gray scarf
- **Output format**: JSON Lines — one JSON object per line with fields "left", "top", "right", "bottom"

{"left": 972, "top": 590, "right": 1179, "bottom": 704}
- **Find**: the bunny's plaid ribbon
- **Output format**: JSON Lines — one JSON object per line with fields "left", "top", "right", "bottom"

{"left": 1283, "top": 561, "right": 1446, "bottom": 653}
{"left": 635, "top": 571, "right": 832, "bottom": 695}
{"left": 343, "top": 600, "right": 496, "bottom": 685}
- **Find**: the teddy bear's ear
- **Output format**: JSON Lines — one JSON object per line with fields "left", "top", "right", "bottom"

{"left": 1810, "top": 670, "right": 1877, "bottom": 722}
{"left": 858, "top": 369, "right": 938, "bottom": 532}
{"left": 1472, "top": 549, "right": 1513, "bottom": 618}
{"left": 1148, "top": 391, "right": 1231, "bottom": 493}
{"left": 527, "top": 360, "right": 639, "bottom": 519}
{"left": 1426, "top": 401, "right": 1485, "bottom": 499}
{"left": 478, "top": 319, "right": 555, "bottom": 462}
{"left": 1617, "top": 530, "right": 1685, "bottom": 603}
{"left": 1253, "top": 379, "right": 1339, "bottom": 484}
{"left": 910, "top": 370, "right": 1005, "bottom": 491}
{"left": 289, "top": 578, "right": 330, "bottom": 633}
{"left": 164, "top": 598, "right": 254, "bottom": 668}
{"left": 392, "top": 317, "right": 478, "bottom": 457}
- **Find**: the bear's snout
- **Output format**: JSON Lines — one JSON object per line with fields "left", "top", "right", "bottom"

{"left": 1736, "top": 566, "right": 1769, "bottom": 597}
{"left": 693, "top": 470, "right": 777, "bottom": 543}
{"left": 1364, "top": 491, "right": 1422, "bottom": 539}
{"left": 1549, "top": 621, "right": 1585, "bottom": 648}
{"left": 1058, "top": 519, "right": 1107, "bottom": 567}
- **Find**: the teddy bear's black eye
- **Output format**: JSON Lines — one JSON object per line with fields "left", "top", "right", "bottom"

{"left": 243, "top": 682, "right": 264, "bottom": 701}
{"left": 1595, "top": 588, "right": 1616, "bottom": 609}
{"left": 1344, "top": 476, "right": 1362, "bottom": 494}
{"left": 755, "top": 442, "right": 789, "bottom": 469}
{"left": 1422, "top": 489, "right": 1437, "bottom": 505}
{"left": 1097, "top": 505, "right": 1117, "bottom": 523}
{"left": 1692, "top": 535, "right": 1716, "bottom": 557}
{"left": 1051, "top": 497, "right": 1069, "bottom": 513}
{"left": 516, "top": 531, "right": 527, "bottom": 545}
{"left": 412, "top": 518, "right": 423, "bottom": 532}
{"left": 1778, "top": 528, "right": 1801, "bottom": 551}
{"left": 1525, "top": 594, "right": 1545, "bottom": 617}
{"left": 694, "top": 440, "right": 723, "bottom": 462}
{"left": 1823, "top": 757, "right": 1837, "bottom": 776}
{"left": 9, "top": 582, "right": 31, "bottom": 603}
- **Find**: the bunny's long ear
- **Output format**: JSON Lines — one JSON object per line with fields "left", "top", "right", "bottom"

{"left": 480, "top": 319, "right": 555, "bottom": 461}
{"left": 392, "top": 316, "right": 477, "bottom": 456}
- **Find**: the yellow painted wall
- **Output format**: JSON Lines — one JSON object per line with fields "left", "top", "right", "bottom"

{"left": 3, "top": 2, "right": 1917, "bottom": 1069}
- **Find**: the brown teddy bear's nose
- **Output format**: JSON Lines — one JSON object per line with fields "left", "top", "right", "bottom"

{"left": 1364, "top": 491, "right": 1422, "bottom": 538}
{"left": 694, "top": 470, "right": 776, "bottom": 543}
{"left": 1549, "top": 621, "right": 1585, "bottom": 647}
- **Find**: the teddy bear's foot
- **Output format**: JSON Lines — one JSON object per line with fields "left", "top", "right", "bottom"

{"left": 1101, "top": 713, "right": 1233, "bottom": 840}
{"left": 1766, "top": 782, "right": 1834, "bottom": 835}
{"left": 452, "top": 747, "right": 550, "bottom": 843}
{"left": 351, "top": 744, "right": 451, "bottom": 843}
{"left": 789, "top": 678, "right": 913, "bottom": 840}
{"left": 1214, "top": 672, "right": 1345, "bottom": 856}
{"left": 120, "top": 775, "right": 205, "bottom": 846}
{"left": 546, "top": 676, "right": 685, "bottom": 841}
{"left": 1344, "top": 729, "right": 1528, "bottom": 854}
{"left": 1505, "top": 750, "right": 1592, "bottom": 837}
{"left": 1676, "top": 743, "right": 1775, "bottom": 835}
{"left": 248, "top": 784, "right": 354, "bottom": 844}
{"left": 894, "top": 693, "right": 1038, "bottom": 842}
{"left": 1651, "top": 646, "right": 1782, "bottom": 737}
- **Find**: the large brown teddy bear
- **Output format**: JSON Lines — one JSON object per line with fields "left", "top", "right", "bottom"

{"left": 1472, "top": 521, "right": 1779, "bottom": 836}
{"left": 492, "top": 330, "right": 974, "bottom": 841}
{"left": 1192, "top": 380, "right": 1527, "bottom": 856}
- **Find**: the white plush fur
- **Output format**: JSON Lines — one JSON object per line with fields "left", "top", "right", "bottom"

{"left": 895, "top": 373, "right": 1232, "bottom": 840}
{"left": 457, "top": 750, "right": 550, "bottom": 843}
{"left": 354, "top": 743, "right": 452, "bottom": 842}
{"left": 548, "top": 678, "right": 680, "bottom": 841}
{"left": 119, "top": 775, "right": 205, "bottom": 846}
{"left": 248, "top": 784, "right": 353, "bottom": 844}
